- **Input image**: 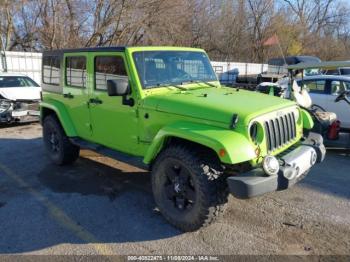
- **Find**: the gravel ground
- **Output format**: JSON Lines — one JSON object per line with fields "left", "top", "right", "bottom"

{"left": 0, "top": 122, "right": 349, "bottom": 255}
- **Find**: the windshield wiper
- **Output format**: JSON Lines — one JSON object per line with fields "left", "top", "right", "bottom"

{"left": 181, "top": 80, "right": 217, "bottom": 87}
{"left": 165, "top": 83, "right": 188, "bottom": 90}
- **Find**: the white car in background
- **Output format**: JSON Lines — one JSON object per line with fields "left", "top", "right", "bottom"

{"left": 297, "top": 75, "right": 350, "bottom": 129}
{"left": 0, "top": 73, "right": 41, "bottom": 123}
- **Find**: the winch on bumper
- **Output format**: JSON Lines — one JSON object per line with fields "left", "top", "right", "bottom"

{"left": 227, "top": 132, "right": 326, "bottom": 199}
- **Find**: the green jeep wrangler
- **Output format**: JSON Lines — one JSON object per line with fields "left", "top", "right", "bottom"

{"left": 40, "top": 46, "right": 325, "bottom": 231}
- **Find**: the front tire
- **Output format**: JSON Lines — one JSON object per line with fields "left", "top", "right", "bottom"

{"left": 151, "top": 145, "right": 228, "bottom": 231}
{"left": 43, "top": 115, "right": 80, "bottom": 165}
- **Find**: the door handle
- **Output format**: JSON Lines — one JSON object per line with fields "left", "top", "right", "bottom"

{"left": 89, "top": 98, "right": 103, "bottom": 105}
{"left": 63, "top": 93, "right": 74, "bottom": 99}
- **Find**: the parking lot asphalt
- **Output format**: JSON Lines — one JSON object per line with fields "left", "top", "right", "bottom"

{"left": 0, "top": 123, "right": 349, "bottom": 255}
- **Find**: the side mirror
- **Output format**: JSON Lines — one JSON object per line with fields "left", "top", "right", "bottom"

{"left": 107, "top": 79, "right": 130, "bottom": 96}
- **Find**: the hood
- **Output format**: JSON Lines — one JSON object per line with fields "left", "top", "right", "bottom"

{"left": 0, "top": 87, "right": 41, "bottom": 101}
{"left": 143, "top": 86, "right": 296, "bottom": 126}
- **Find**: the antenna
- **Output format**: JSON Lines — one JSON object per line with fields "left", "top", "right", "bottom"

{"left": 276, "top": 34, "right": 287, "bottom": 66}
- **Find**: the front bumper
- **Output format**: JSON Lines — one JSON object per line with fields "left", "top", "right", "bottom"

{"left": 0, "top": 109, "right": 40, "bottom": 123}
{"left": 0, "top": 99, "right": 40, "bottom": 123}
{"left": 227, "top": 132, "right": 326, "bottom": 199}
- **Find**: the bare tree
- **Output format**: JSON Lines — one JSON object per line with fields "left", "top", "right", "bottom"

{"left": 247, "top": 0, "right": 274, "bottom": 62}
{"left": 0, "top": 0, "right": 349, "bottom": 60}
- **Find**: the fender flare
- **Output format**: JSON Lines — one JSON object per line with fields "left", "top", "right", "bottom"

{"left": 143, "top": 121, "right": 256, "bottom": 165}
{"left": 301, "top": 108, "right": 314, "bottom": 130}
{"left": 40, "top": 101, "right": 77, "bottom": 137}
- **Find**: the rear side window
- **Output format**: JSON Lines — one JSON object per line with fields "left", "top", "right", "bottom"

{"left": 303, "top": 80, "right": 325, "bottom": 94}
{"left": 331, "top": 81, "right": 341, "bottom": 94}
{"left": 66, "top": 56, "right": 87, "bottom": 88}
{"left": 42, "top": 56, "right": 61, "bottom": 85}
{"left": 331, "top": 80, "right": 348, "bottom": 94}
{"left": 94, "top": 56, "right": 127, "bottom": 91}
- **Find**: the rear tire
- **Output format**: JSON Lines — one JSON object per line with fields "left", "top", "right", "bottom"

{"left": 151, "top": 145, "right": 228, "bottom": 232}
{"left": 43, "top": 115, "right": 80, "bottom": 165}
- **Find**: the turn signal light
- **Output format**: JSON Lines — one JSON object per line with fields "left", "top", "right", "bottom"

{"left": 255, "top": 147, "right": 261, "bottom": 157}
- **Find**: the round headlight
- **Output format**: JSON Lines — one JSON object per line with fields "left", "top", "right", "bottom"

{"left": 262, "top": 155, "right": 280, "bottom": 176}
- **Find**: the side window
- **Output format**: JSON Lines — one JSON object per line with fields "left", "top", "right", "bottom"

{"left": 66, "top": 56, "right": 87, "bottom": 88}
{"left": 330, "top": 80, "right": 345, "bottom": 95}
{"left": 304, "top": 80, "right": 325, "bottom": 94}
{"left": 43, "top": 55, "right": 61, "bottom": 85}
{"left": 94, "top": 56, "right": 127, "bottom": 91}
{"left": 344, "top": 81, "right": 350, "bottom": 90}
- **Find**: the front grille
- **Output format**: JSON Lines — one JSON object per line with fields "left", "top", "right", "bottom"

{"left": 15, "top": 102, "right": 39, "bottom": 111}
{"left": 264, "top": 111, "right": 297, "bottom": 152}
{"left": 27, "top": 103, "right": 39, "bottom": 111}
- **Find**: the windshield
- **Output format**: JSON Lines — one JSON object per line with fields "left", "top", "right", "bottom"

{"left": 133, "top": 51, "right": 218, "bottom": 89}
{"left": 0, "top": 76, "right": 39, "bottom": 88}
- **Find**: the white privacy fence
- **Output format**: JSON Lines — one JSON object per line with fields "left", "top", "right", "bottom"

{"left": 0, "top": 51, "right": 42, "bottom": 84}
{"left": 1, "top": 51, "right": 268, "bottom": 85}
{"left": 211, "top": 61, "right": 268, "bottom": 84}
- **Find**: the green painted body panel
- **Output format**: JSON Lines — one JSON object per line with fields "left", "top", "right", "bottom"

{"left": 60, "top": 52, "right": 93, "bottom": 140}
{"left": 141, "top": 87, "right": 296, "bottom": 127}
{"left": 41, "top": 46, "right": 307, "bottom": 166}
{"left": 301, "top": 109, "right": 314, "bottom": 129}
{"left": 40, "top": 98, "right": 77, "bottom": 136}
{"left": 87, "top": 52, "right": 139, "bottom": 154}
{"left": 143, "top": 121, "right": 256, "bottom": 164}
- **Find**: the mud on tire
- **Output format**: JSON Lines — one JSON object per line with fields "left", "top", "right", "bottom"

{"left": 151, "top": 145, "right": 228, "bottom": 232}
{"left": 43, "top": 115, "right": 80, "bottom": 165}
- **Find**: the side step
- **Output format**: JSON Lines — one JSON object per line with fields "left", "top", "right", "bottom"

{"left": 70, "top": 138, "right": 149, "bottom": 170}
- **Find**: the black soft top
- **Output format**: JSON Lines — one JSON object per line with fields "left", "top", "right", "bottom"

{"left": 268, "top": 56, "right": 321, "bottom": 66}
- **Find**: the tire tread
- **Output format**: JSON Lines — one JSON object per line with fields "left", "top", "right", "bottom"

{"left": 43, "top": 115, "right": 80, "bottom": 165}
{"left": 152, "top": 144, "right": 228, "bottom": 231}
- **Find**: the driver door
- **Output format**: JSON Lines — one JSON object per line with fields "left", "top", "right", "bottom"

{"left": 88, "top": 52, "right": 139, "bottom": 154}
